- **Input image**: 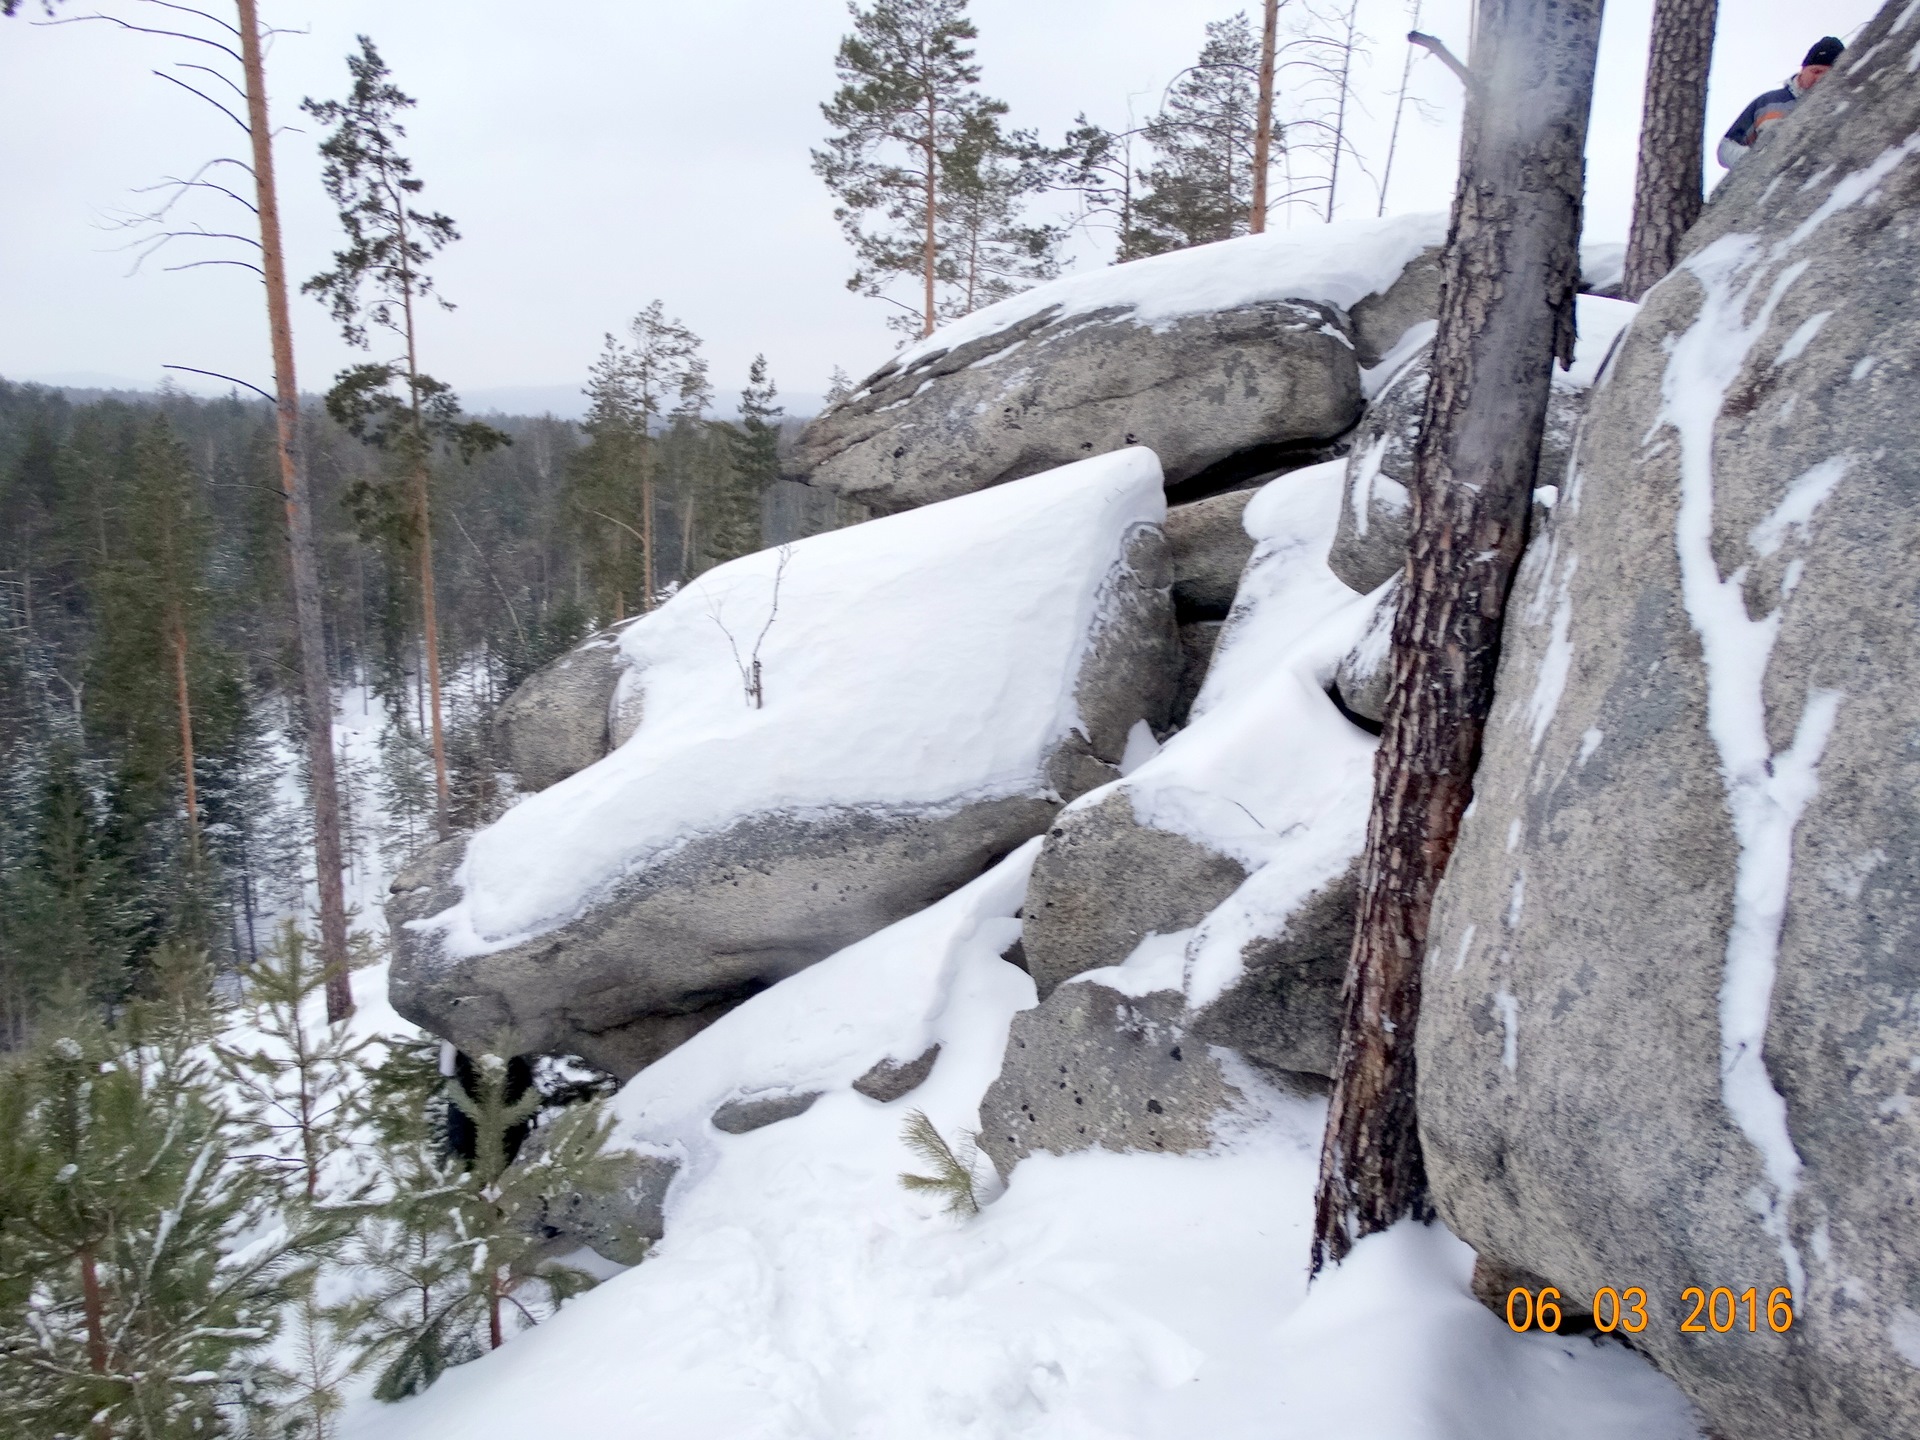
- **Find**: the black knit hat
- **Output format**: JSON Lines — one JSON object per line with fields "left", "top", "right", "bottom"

{"left": 1804, "top": 36, "right": 1845, "bottom": 68}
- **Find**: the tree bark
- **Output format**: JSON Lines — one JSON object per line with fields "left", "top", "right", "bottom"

{"left": 922, "top": 88, "right": 939, "bottom": 338}
{"left": 1621, "top": 0, "right": 1716, "bottom": 300}
{"left": 416, "top": 467, "right": 451, "bottom": 840}
{"left": 1310, "top": 0, "right": 1605, "bottom": 1274}
{"left": 1250, "top": 0, "right": 1279, "bottom": 233}
{"left": 238, "top": 0, "right": 353, "bottom": 1021}
{"left": 80, "top": 1244, "right": 108, "bottom": 1374}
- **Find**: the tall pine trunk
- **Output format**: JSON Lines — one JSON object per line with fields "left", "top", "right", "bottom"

{"left": 238, "top": 0, "right": 353, "bottom": 1020}
{"left": 1622, "top": 0, "right": 1717, "bottom": 300}
{"left": 415, "top": 463, "right": 451, "bottom": 840}
{"left": 1311, "top": 0, "right": 1605, "bottom": 1273}
{"left": 169, "top": 607, "right": 200, "bottom": 862}
{"left": 1251, "top": 0, "right": 1279, "bottom": 233}
{"left": 923, "top": 89, "right": 939, "bottom": 338}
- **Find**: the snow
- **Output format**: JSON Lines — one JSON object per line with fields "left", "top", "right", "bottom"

{"left": 421, "top": 449, "right": 1166, "bottom": 954}
{"left": 338, "top": 846, "right": 1699, "bottom": 1440}
{"left": 875, "top": 212, "right": 1449, "bottom": 384}
{"left": 1579, "top": 241, "right": 1626, "bottom": 295}
{"left": 1559, "top": 295, "right": 1637, "bottom": 391}
{"left": 1648, "top": 136, "right": 1920, "bottom": 1288}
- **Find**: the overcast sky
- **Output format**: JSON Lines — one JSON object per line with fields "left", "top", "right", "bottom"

{"left": 0, "top": 0, "right": 1885, "bottom": 416}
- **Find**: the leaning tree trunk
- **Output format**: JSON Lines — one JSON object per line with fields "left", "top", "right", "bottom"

{"left": 1622, "top": 0, "right": 1717, "bottom": 300}
{"left": 1310, "top": 0, "right": 1606, "bottom": 1274}
{"left": 238, "top": 0, "right": 354, "bottom": 1020}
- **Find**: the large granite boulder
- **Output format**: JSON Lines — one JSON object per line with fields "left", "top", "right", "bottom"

{"left": 1022, "top": 790, "right": 1249, "bottom": 996}
{"left": 493, "top": 623, "right": 639, "bottom": 793}
{"left": 976, "top": 982, "right": 1244, "bottom": 1177}
{"left": 1418, "top": 17, "right": 1920, "bottom": 1439}
{"left": 1327, "top": 294, "right": 1635, "bottom": 596}
{"left": 390, "top": 452, "right": 1178, "bottom": 1079}
{"left": 787, "top": 214, "right": 1450, "bottom": 516}
{"left": 792, "top": 300, "right": 1360, "bottom": 517}
{"left": 1166, "top": 488, "right": 1258, "bottom": 620}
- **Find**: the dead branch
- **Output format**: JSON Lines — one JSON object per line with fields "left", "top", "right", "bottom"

{"left": 1408, "top": 30, "right": 1471, "bottom": 87}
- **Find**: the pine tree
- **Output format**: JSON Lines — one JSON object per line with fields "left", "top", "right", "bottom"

{"left": 87, "top": 420, "right": 222, "bottom": 875}
{"left": 0, "top": 1011, "right": 318, "bottom": 1437}
{"left": 217, "top": 922, "right": 373, "bottom": 1202}
{"left": 345, "top": 1043, "right": 638, "bottom": 1400}
{"left": 304, "top": 36, "right": 509, "bottom": 844}
{"left": 1130, "top": 15, "right": 1264, "bottom": 255}
{"left": 814, "top": 0, "right": 1058, "bottom": 335}
{"left": 706, "top": 356, "right": 783, "bottom": 574}
{"left": 567, "top": 305, "right": 709, "bottom": 619}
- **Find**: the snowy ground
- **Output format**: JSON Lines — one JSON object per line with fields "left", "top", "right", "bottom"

{"left": 335, "top": 846, "right": 1701, "bottom": 1440}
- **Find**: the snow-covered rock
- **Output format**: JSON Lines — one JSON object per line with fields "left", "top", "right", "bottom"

{"left": 1419, "top": 15, "right": 1920, "bottom": 1438}
{"left": 492, "top": 622, "right": 638, "bottom": 793}
{"left": 790, "top": 213, "right": 1449, "bottom": 516}
{"left": 1021, "top": 461, "right": 1380, "bottom": 1090}
{"left": 388, "top": 452, "right": 1178, "bottom": 1078}
{"left": 1328, "top": 294, "right": 1635, "bottom": 597}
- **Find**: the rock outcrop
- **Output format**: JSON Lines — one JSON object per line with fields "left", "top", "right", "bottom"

{"left": 1166, "top": 488, "right": 1258, "bottom": 620}
{"left": 977, "top": 982, "right": 1241, "bottom": 1177}
{"left": 791, "top": 301, "right": 1361, "bottom": 516}
{"left": 1418, "top": 19, "right": 1920, "bottom": 1439}
{"left": 390, "top": 454, "right": 1179, "bottom": 1079}
{"left": 1326, "top": 295, "right": 1634, "bottom": 596}
{"left": 1022, "top": 790, "right": 1250, "bottom": 997}
{"left": 786, "top": 215, "right": 1450, "bottom": 516}
{"left": 493, "top": 624, "right": 634, "bottom": 793}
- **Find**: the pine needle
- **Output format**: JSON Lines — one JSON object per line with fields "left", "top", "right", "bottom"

{"left": 897, "top": 1109, "right": 980, "bottom": 1217}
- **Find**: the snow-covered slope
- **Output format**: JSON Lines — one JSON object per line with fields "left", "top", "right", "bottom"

{"left": 343, "top": 837, "right": 1698, "bottom": 1440}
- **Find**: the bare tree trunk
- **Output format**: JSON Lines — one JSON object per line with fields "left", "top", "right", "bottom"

{"left": 1324, "top": 0, "right": 1361, "bottom": 221}
{"left": 415, "top": 467, "right": 451, "bottom": 840}
{"left": 641, "top": 467, "right": 656, "bottom": 611}
{"left": 1251, "top": 0, "right": 1279, "bottom": 233}
{"left": 1379, "top": 3, "right": 1425, "bottom": 216}
{"left": 922, "top": 91, "right": 939, "bottom": 338}
{"left": 170, "top": 608, "right": 199, "bottom": 862}
{"left": 1622, "top": 0, "right": 1716, "bottom": 300}
{"left": 1310, "top": 0, "right": 1605, "bottom": 1274}
{"left": 238, "top": 0, "right": 353, "bottom": 1020}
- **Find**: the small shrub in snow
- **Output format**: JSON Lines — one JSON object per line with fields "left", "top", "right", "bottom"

{"left": 897, "top": 1109, "right": 983, "bottom": 1218}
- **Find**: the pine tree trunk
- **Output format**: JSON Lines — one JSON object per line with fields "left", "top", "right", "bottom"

{"left": 488, "top": 1271, "right": 503, "bottom": 1349}
{"left": 641, "top": 468, "right": 655, "bottom": 611}
{"left": 1622, "top": 0, "right": 1717, "bottom": 300}
{"left": 416, "top": 466, "right": 452, "bottom": 841}
{"left": 80, "top": 1244, "right": 108, "bottom": 1374}
{"left": 922, "top": 91, "right": 938, "bottom": 338}
{"left": 170, "top": 608, "right": 200, "bottom": 862}
{"left": 1310, "top": 0, "right": 1605, "bottom": 1274}
{"left": 238, "top": 0, "right": 353, "bottom": 1021}
{"left": 1251, "top": 0, "right": 1279, "bottom": 233}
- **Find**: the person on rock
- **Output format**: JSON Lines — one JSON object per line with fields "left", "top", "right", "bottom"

{"left": 1717, "top": 36, "right": 1846, "bottom": 168}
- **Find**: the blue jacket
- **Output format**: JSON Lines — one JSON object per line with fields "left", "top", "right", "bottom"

{"left": 1718, "top": 76, "right": 1807, "bottom": 168}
